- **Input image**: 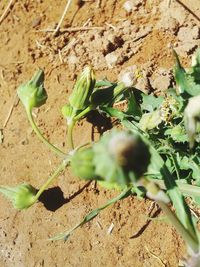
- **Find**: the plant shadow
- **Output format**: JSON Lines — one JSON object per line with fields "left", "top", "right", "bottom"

{"left": 86, "top": 110, "right": 113, "bottom": 141}
{"left": 38, "top": 181, "right": 92, "bottom": 212}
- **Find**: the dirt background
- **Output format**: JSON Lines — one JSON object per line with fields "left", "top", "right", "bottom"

{"left": 0, "top": 0, "right": 200, "bottom": 266}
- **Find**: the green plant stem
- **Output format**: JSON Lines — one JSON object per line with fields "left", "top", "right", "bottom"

{"left": 157, "top": 200, "right": 199, "bottom": 254}
{"left": 67, "top": 106, "right": 93, "bottom": 150}
{"left": 27, "top": 110, "right": 66, "bottom": 157}
{"left": 34, "top": 158, "right": 70, "bottom": 201}
{"left": 67, "top": 120, "right": 75, "bottom": 150}
{"left": 51, "top": 186, "right": 132, "bottom": 241}
{"left": 152, "top": 179, "right": 200, "bottom": 198}
{"left": 73, "top": 106, "right": 93, "bottom": 121}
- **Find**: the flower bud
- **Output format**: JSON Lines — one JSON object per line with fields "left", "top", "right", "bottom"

{"left": 69, "top": 66, "right": 96, "bottom": 111}
{"left": 17, "top": 70, "right": 47, "bottom": 111}
{"left": 61, "top": 103, "right": 74, "bottom": 125}
{"left": 107, "top": 131, "right": 150, "bottom": 177}
{"left": 93, "top": 129, "right": 151, "bottom": 185}
{"left": 0, "top": 183, "right": 37, "bottom": 210}
{"left": 70, "top": 147, "right": 96, "bottom": 180}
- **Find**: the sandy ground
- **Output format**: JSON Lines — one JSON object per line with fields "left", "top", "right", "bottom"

{"left": 0, "top": 0, "right": 200, "bottom": 266}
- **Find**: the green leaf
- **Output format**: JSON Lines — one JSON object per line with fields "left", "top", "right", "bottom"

{"left": 173, "top": 49, "right": 200, "bottom": 96}
{"left": 50, "top": 188, "right": 132, "bottom": 241}
{"left": 177, "top": 155, "right": 200, "bottom": 184}
{"left": 91, "top": 83, "right": 128, "bottom": 107}
{"left": 138, "top": 110, "right": 163, "bottom": 131}
{"left": 95, "top": 80, "right": 116, "bottom": 88}
{"left": 125, "top": 90, "right": 142, "bottom": 119}
{"left": 164, "top": 124, "right": 188, "bottom": 143}
{"left": 141, "top": 94, "right": 164, "bottom": 112}
{"left": 122, "top": 119, "right": 197, "bottom": 241}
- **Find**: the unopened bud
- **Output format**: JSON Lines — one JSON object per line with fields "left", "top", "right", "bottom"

{"left": 17, "top": 70, "right": 47, "bottom": 112}
{"left": 0, "top": 183, "right": 37, "bottom": 210}
{"left": 108, "top": 131, "right": 150, "bottom": 177}
{"left": 69, "top": 66, "right": 96, "bottom": 111}
{"left": 70, "top": 147, "right": 96, "bottom": 180}
{"left": 61, "top": 103, "right": 74, "bottom": 125}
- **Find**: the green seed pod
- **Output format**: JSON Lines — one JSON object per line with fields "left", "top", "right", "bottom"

{"left": 17, "top": 69, "right": 47, "bottom": 112}
{"left": 69, "top": 66, "right": 96, "bottom": 111}
{"left": 70, "top": 147, "right": 96, "bottom": 180}
{"left": 61, "top": 103, "right": 74, "bottom": 125}
{"left": 0, "top": 183, "right": 37, "bottom": 210}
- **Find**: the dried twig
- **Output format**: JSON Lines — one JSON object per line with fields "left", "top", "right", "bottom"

{"left": 96, "top": 0, "right": 101, "bottom": 8}
{"left": 167, "top": 0, "right": 171, "bottom": 8}
{"left": 58, "top": 49, "right": 63, "bottom": 64}
{"left": 105, "top": 22, "right": 116, "bottom": 30}
{"left": 36, "top": 26, "right": 104, "bottom": 33}
{"left": 53, "top": 0, "right": 72, "bottom": 36}
{"left": 0, "top": 0, "right": 15, "bottom": 25}
{"left": 83, "top": 18, "right": 91, "bottom": 27}
{"left": 0, "top": 129, "right": 4, "bottom": 144}
{"left": 145, "top": 246, "right": 167, "bottom": 267}
{"left": 175, "top": 0, "right": 200, "bottom": 22}
{"left": 3, "top": 93, "right": 19, "bottom": 128}
{"left": 107, "top": 223, "right": 114, "bottom": 234}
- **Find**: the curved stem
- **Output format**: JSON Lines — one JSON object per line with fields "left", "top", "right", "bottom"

{"left": 67, "top": 106, "right": 93, "bottom": 150}
{"left": 27, "top": 110, "right": 66, "bottom": 157}
{"left": 34, "top": 158, "right": 70, "bottom": 201}
{"left": 73, "top": 106, "right": 93, "bottom": 121}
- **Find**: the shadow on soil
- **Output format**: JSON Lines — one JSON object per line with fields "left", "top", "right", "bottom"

{"left": 38, "top": 181, "right": 92, "bottom": 211}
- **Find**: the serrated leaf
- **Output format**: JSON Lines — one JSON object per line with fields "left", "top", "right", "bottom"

{"left": 138, "top": 110, "right": 162, "bottom": 131}
{"left": 165, "top": 125, "right": 188, "bottom": 143}
{"left": 121, "top": 119, "right": 197, "bottom": 241}
{"left": 141, "top": 94, "right": 164, "bottom": 112}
